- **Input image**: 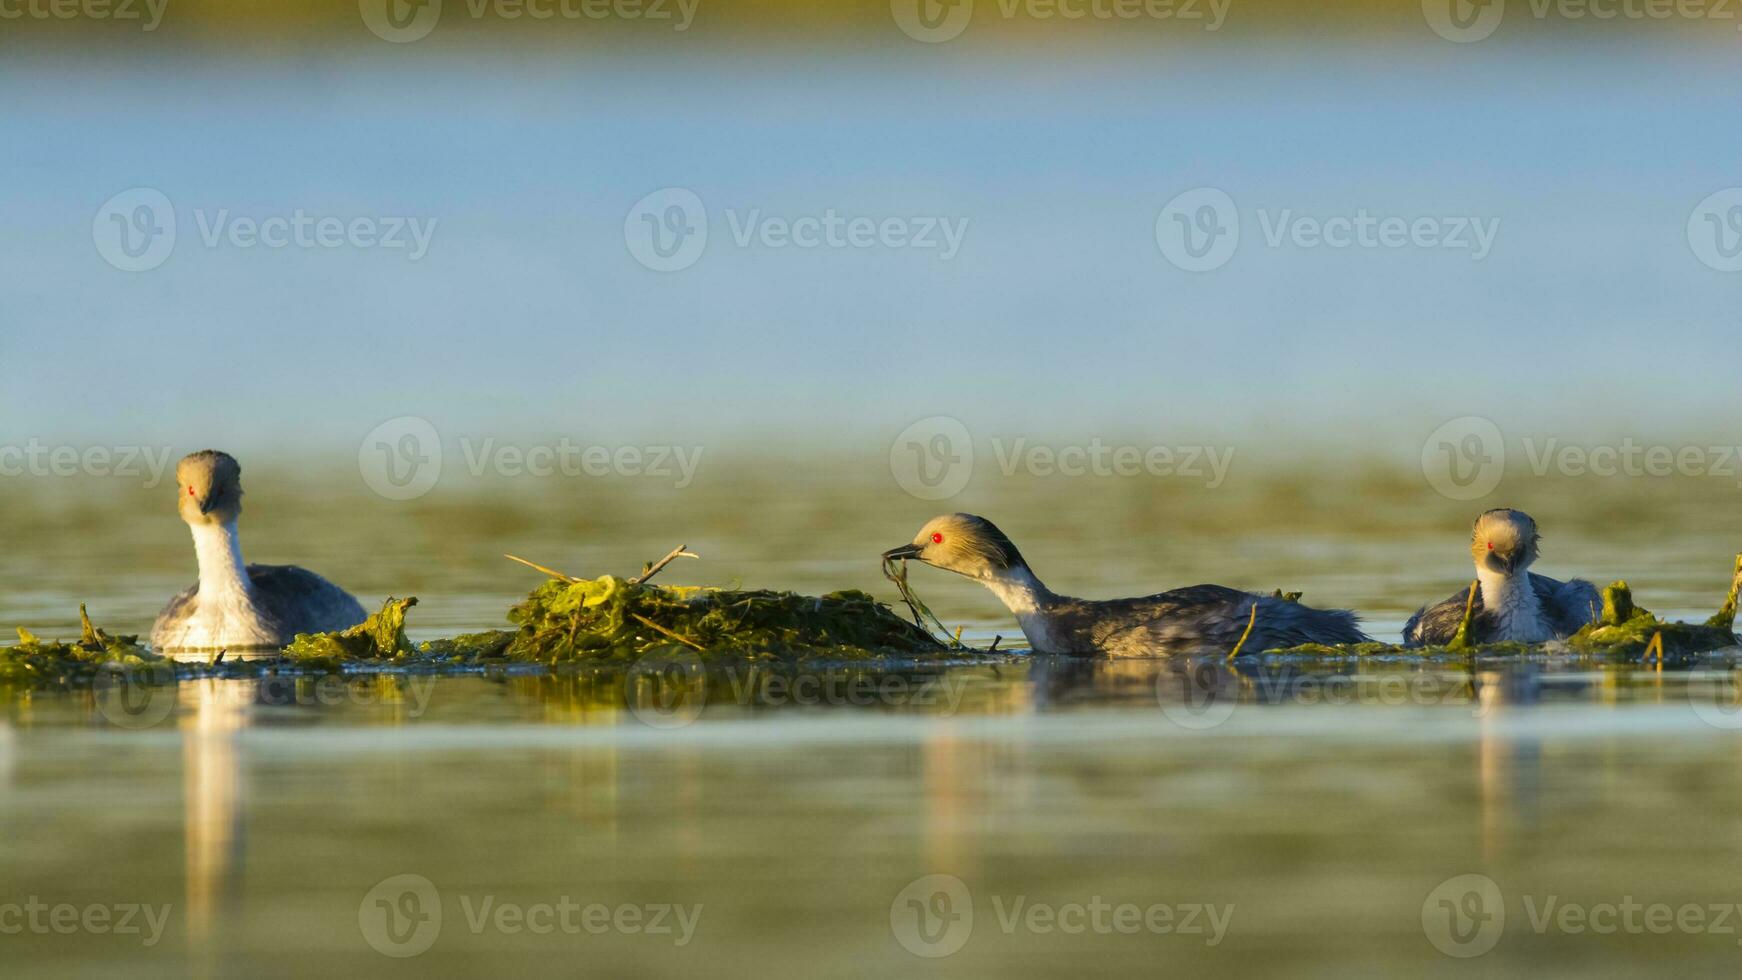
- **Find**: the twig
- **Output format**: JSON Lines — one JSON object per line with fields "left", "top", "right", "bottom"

{"left": 504, "top": 554, "right": 579, "bottom": 583}
{"left": 1645, "top": 631, "right": 1665, "bottom": 671}
{"left": 882, "top": 557, "right": 967, "bottom": 650}
{"left": 631, "top": 613, "right": 705, "bottom": 652}
{"left": 885, "top": 559, "right": 926, "bottom": 631}
{"left": 78, "top": 603, "right": 102, "bottom": 650}
{"left": 1227, "top": 601, "right": 1260, "bottom": 660}
{"left": 1448, "top": 579, "right": 1481, "bottom": 652}
{"left": 633, "top": 545, "right": 700, "bottom": 585}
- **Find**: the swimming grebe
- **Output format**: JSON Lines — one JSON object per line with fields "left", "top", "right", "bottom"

{"left": 882, "top": 513, "right": 1371, "bottom": 656}
{"left": 150, "top": 450, "right": 366, "bottom": 656}
{"left": 1403, "top": 508, "right": 1599, "bottom": 647}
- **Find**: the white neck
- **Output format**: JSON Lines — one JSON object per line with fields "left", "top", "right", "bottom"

{"left": 1476, "top": 565, "right": 1531, "bottom": 603}
{"left": 981, "top": 566, "right": 1064, "bottom": 653}
{"left": 1476, "top": 565, "right": 1549, "bottom": 641}
{"left": 192, "top": 520, "right": 252, "bottom": 602}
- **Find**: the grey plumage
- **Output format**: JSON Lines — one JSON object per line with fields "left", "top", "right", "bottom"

{"left": 151, "top": 564, "right": 367, "bottom": 651}
{"left": 1048, "top": 584, "right": 1370, "bottom": 658}
{"left": 1403, "top": 573, "right": 1600, "bottom": 647}
{"left": 884, "top": 513, "right": 1371, "bottom": 657}
{"left": 1400, "top": 508, "right": 1600, "bottom": 647}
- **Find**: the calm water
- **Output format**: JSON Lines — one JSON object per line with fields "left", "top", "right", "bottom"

{"left": 4, "top": 471, "right": 1742, "bottom": 977}
{"left": 8, "top": 663, "right": 1742, "bottom": 977}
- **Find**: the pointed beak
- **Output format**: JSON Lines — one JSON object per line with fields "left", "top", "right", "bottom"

{"left": 197, "top": 493, "right": 216, "bottom": 515}
{"left": 882, "top": 543, "right": 924, "bottom": 562}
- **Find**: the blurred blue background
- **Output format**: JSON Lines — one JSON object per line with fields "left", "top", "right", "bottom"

{"left": 5, "top": 39, "right": 1737, "bottom": 463}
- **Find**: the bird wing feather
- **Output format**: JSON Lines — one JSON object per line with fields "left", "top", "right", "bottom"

{"left": 149, "top": 584, "right": 202, "bottom": 648}
{"left": 1531, "top": 573, "right": 1602, "bottom": 636}
{"left": 246, "top": 564, "right": 368, "bottom": 635}
{"left": 1403, "top": 586, "right": 1489, "bottom": 647}
{"left": 1082, "top": 585, "right": 1368, "bottom": 656}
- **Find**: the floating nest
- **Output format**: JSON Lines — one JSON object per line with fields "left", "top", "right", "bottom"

{"left": 495, "top": 576, "right": 941, "bottom": 663}
{"left": 474, "top": 548, "right": 950, "bottom": 663}
{"left": 1, "top": 547, "right": 951, "bottom": 687}
{"left": 1565, "top": 568, "right": 1740, "bottom": 661}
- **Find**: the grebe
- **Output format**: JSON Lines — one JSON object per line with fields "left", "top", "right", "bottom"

{"left": 883, "top": 513, "right": 1370, "bottom": 657}
{"left": 150, "top": 450, "right": 366, "bottom": 656}
{"left": 1403, "top": 508, "right": 1599, "bottom": 647}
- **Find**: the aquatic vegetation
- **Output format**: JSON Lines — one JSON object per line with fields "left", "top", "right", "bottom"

{"left": 1445, "top": 580, "right": 1481, "bottom": 653}
{"left": 418, "top": 630, "right": 516, "bottom": 661}
{"left": 1263, "top": 639, "right": 1538, "bottom": 659}
{"left": 282, "top": 597, "right": 421, "bottom": 664}
{"left": 0, "top": 605, "right": 167, "bottom": 686}
{"left": 882, "top": 556, "right": 976, "bottom": 650}
{"left": 1566, "top": 579, "right": 1739, "bottom": 660}
{"left": 229, "top": 567, "right": 949, "bottom": 667}
{"left": 6, "top": 553, "right": 1734, "bottom": 690}
{"left": 1, "top": 578, "right": 947, "bottom": 691}
{"left": 501, "top": 573, "right": 945, "bottom": 662}
{"left": 1707, "top": 555, "right": 1742, "bottom": 631}
{"left": 283, "top": 597, "right": 519, "bottom": 667}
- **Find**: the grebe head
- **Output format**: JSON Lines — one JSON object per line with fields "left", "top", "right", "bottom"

{"left": 883, "top": 513, "right": 1027, "bottom": 582}
{"left": 175, "top": 450, "right": 243, "bottom": 526}
{"left": 1470, "top": 508, "right": 1538, "bottom": 576}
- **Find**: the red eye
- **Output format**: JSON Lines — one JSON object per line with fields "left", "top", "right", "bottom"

{"left": 187, "top": 487, "right": 195, "bottom": 496}
{"left": 931, "top": 532, "right": 944, "bottom": 544}
{"left": 1486, "top": 542, "right": 1494, "bottom": 550}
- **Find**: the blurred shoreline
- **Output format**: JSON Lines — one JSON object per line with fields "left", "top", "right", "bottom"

{"left": 6, "top": 0, "right": 1742, "bottom": 47}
